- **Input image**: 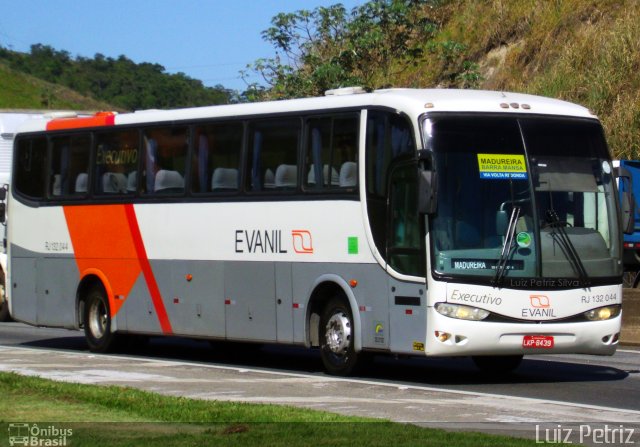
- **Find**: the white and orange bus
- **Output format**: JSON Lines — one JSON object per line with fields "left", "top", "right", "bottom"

{"left": 6, "top": 88, "right": 626, "bottom": 375}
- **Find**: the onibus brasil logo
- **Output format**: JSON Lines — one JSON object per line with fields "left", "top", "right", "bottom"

{"left": 8, "top": 423, "right": 72, "bottom": 446}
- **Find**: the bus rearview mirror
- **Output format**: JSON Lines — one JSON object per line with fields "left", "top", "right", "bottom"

{"left": 418, "top": 170, "right": 437, "bottom": 215}
{"left": 621, "top": 190, "right": 635, "bottom": 235}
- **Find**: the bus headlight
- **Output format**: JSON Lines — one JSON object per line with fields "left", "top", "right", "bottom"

{"left": 584, "top": 305, "right": 621, "bottom": 321}
{"left": 435, "top": 303, "right": 490, "bottom": 321}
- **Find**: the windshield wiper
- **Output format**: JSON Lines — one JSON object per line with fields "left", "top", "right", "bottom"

{"left": 545, "top": 209, "right": 590, "bottom": 287}
{"left": 493, "top": 206, "right": 520, "bottom": 287}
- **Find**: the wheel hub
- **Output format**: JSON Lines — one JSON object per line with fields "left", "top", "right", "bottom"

{"left": 325, "top": 312, "right": 351, "bottom": 354}
{"left": 89, "top": 300, "right": 107, "bottom": 339}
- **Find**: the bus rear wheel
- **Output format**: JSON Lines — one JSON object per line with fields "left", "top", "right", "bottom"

{"left": 83, "top": 286, "right": 117, "bottom": 353}
{"left": 320, "top": 297, "right": 359, "bottom": 376}
{"left": 472, "top": 355, "right": 523, "bottom": 374}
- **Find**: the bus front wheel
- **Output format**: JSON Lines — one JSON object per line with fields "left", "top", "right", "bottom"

{"left": 320, "top": 298, "right": 359, "bottom": 376}
{"left": 83, "top": 286, "right": 117, "bottom": 353}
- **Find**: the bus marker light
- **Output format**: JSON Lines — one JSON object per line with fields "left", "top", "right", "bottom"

{"left": 173, "top": 298, "right": 180, "bottom": 304}
{"left": 435, "top": 331, "right": 451, "bottom": 342}
{"left": 349, "top": 279, "right": 358, "bottom": 288}
{"left": 405, "top": 309, "right": 413, "bottom": 315}
{"left": 185, "top": 274, "right": 193, "bottom": 282}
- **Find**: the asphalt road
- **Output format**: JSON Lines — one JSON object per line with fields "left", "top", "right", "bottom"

{"left": 1, "top": 322, "right": 639, "bottom": 443}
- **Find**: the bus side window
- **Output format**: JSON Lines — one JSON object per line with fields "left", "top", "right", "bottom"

{"left": 15, "top": 137, "right": 48, "bottom": 200}
{"left": 143, "top": 126, "right": 188, "bottom": 195}
{"left": 304, "top": 115, "right": 358, "bottom": 191}
{"left": 248, "top": 118, "right": 300, "bottom": 192}
{"left": 94, "top": 130, "right": 139, "bottom": 196}
{"left": 191, "top": 122, "right": 243, "bottom": 193}
{"left": 50, "top": 135, "right": 90, "bottom": 198}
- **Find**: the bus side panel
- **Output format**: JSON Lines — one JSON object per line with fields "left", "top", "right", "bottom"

{"left": 224, "top": 261, "right": 277, "bottom": 342}
{"left": 36, "top": 257, "right": 79, "bottom": 328}
{"left": 116, "top": 274, "right": 162, "bottom": 334}
{"left": 388, "top": 277, "right": 426, "bottom": 355}
{"left": 149, "top": 260, "right": 226, "bottom": 338}
{"left": 9, "top": 245, "right": 79, "bottom": 328}
{"left": 9, "top": 254, "right": 37, "bottom": 324}
{"left": 275, "top": 262, "right": 294, "bottom": 343}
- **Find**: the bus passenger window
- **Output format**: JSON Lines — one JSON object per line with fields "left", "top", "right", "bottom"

{"left": 95, "top": 130, "right": 139, "bottom": 196}
{"left": 50, "top": 135, "right": 91, "bottom": 198}
{"left": 191, "top": 122, "right": 242, "bottom": 193}
{"left": 248, "top": 119, "right": 300, "bottom": 192}
{"left": 143, "top": 126, "right": 188, "bottom": 195}
{"left": 15, "top": 137, "right": 47, "bottom": 200}
{"left": 304, "top": 115, "right": 358, "bottom": 191}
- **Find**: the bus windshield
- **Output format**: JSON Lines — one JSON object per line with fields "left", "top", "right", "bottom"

{"left": 426, "top": 115, "right": 621, "bottom": 287}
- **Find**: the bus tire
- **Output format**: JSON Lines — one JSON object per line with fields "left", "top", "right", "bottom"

{"left": 83, "top": 286, "right": 117, "bottom": 353}
{"left": 472, "top": 355, "right": 523, "bottom": 374}
{"left": 320, "top": 297, "right": 359, "bottom": 376}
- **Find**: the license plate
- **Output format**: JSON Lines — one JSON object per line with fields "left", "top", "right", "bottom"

{"left": 522, "top": 335, "right": 554, "bottom": 349}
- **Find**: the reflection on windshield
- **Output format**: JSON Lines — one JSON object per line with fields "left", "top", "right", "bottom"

{"left": 428, "top": 115, "right": 621, "bottom": 286}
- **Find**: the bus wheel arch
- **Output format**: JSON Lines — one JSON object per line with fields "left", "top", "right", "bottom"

{"left": 306, "top": 276, "right": 363, "bottom": 376}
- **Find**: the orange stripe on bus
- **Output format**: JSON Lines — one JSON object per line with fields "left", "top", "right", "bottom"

{"left": 47, "top": 112, "right": 115, "bottom": 131}
{"left": 124, "top": 204, "right": 173, "bottom": 334}
{"left": 63, "top": 204, "right": 173, "bottom": 334}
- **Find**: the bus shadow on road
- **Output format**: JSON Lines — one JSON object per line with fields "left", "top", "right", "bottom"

{"left": 20, "top": 335, "right": 630, "bottom": 386}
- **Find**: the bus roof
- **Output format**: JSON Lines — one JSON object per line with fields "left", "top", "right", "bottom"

{"left": 16, "top": 88, "right": 597, "bottom": 134}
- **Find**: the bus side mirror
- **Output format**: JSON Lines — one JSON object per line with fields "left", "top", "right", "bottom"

{"left": 0, "top": 188, "right": 5, "bottom": 201}
{"left": 621, "top": 190, "right": 635, "bottom": 235}
{"left": 418, "top": 169, "right": 437, "bottom": 215}
{"left": 417, "top": 150, "right": 437, "bottom": 215}
{"left": 0, "top": 203, "right": 5, "bottom": 224}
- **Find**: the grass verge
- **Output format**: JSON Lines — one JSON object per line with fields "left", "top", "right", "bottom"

{"left": 0, "top": 371, "right": 539, "bottom": 446}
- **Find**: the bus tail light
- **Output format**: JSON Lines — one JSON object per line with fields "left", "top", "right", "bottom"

{"left": 435, "top": 303, "right": 490, "bottom": 321}
{"left": 583, "top": 305, "right": 621, "bottom": 321}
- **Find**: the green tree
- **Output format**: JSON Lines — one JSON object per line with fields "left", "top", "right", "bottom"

{"left": 244, "top": 0, "right": 440, "bottom": 99}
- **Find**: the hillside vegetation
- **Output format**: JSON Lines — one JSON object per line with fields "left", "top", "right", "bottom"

{"left": 249, "top": 0, "right": 640, "bottom": 159}
{"left": 0, "top": 61, "right": 115, "bottom": 111}
{"left": 0, "top": 45, "right": 236, "bottom": 111}
{"left": 422, "top": 0, "right": 640, "bottom": 160}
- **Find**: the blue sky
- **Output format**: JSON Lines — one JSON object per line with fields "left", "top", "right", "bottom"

{"left": 0, "top": 0, "right": 364, "bottom": 91}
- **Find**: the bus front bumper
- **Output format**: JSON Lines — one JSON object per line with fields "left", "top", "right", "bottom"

{"left": 424, "top": 310, "right": 621, "bottom": 357}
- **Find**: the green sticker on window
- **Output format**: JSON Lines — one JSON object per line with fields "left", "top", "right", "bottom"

{"left": 348, "top": 237, "right": 359, "bottom": 255}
